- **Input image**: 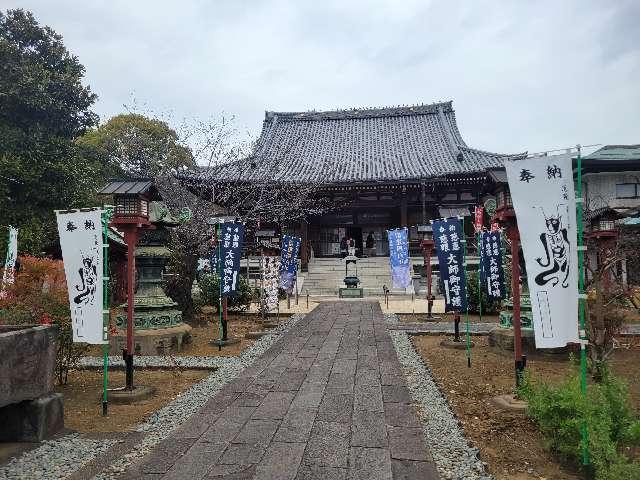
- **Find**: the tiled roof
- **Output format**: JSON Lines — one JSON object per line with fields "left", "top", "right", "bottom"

{"left": 585, "top": 144, "right": 640, "bottom": 161}
{"left": 188, "top": 101, "right": 526, "bottom": 184}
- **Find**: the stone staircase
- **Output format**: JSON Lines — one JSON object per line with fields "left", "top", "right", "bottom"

{"left": 301, "top": 256, "right": 425, "bottom": 296}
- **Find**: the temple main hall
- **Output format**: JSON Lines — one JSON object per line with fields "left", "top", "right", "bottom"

{"left": 186, "top": 100, "right": 525, "bottom": 294}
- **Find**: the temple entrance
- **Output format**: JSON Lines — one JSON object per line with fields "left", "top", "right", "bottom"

{"left": 346, "top": 226, "right": 362, "bottom": 256}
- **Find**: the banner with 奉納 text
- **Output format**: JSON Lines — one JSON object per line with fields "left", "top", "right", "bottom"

{"left": 279, "top": 235, "right": 301, "bottom": 293}
{"left": 262, "top": 255, "right": 280, "bottom": 311}
{"left": 56, "top": 209, "right": 104, "bottom": 344}
{"left": 504, "top": 153, "right": 579, "bottom": 348}
{"left": 0, "top": 226, "right": 18, "bottom": 298}
{"left": 388, "top": 227, "right": 411, "bottom": 289}
{"left": 481, "top": 231, "right": 506, "bottom": 299}
{"left": 219, "top": 222, "right": 244, "bottom": 297}
{"left": 433, "top": 217, "right": 467, "bottom": 312}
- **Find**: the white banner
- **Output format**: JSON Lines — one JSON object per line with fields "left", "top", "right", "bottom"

{"left": 504, "top": 153, "right": 579, "bottom": 348}
{"left": 262, "top": 255, "right": 280, "bottom": 312}
{"left": 56, "top": 210, "right": 104, "bottom": 344}
{"left": 1, "top": 226, "right": 18, "bottom": 298}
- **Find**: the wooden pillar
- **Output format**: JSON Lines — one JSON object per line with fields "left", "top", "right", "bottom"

{"left": 400, "top": 188, "right": 408, "bottom": 227}
{"left": 421, "top": 182, "right": 426, "bottom": 224}
{"left": 301, "top": 220, "right": 309, "bottom": 271}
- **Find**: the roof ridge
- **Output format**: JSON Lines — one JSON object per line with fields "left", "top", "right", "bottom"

{"left": 436, "top": 105, "right": 462, "bottom": 161}
{"left": 264, "top": 101, "right": 453, "bottom": 122}
{"left": 458, "top": 145, "right": 528, "bottom": 159}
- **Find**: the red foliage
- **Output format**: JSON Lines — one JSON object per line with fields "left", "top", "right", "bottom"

{"left": 0, "top": 256, "right": 69, "bottom": 324}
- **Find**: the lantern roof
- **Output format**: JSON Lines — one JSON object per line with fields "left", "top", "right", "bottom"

{"left": 98, "top": 179, "right": 160, "bottom": 198}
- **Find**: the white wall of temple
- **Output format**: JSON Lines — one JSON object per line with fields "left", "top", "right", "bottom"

{"left": 583, "top": 171, "right": 640, "bottom": 211}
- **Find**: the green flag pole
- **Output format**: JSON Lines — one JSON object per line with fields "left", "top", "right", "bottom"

{"left": 101, "top": 207, "right": 113, "bottom": 417}
{"left": 461, "top": 217, "right": 471, "bottom": 368}
{"left": 575, "top": 145, "right": 590, "bottom": 466}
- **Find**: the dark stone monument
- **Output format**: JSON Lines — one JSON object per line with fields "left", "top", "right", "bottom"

{"left": 0, "top": 325, "right": 64, "bottom": 441}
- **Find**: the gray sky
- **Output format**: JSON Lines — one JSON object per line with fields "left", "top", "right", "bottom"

{"left": 6, "top": 0, "right": 639, "bottom": 156}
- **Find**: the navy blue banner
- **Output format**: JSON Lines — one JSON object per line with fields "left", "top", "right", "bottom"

{"left": 481, "top": 231, "right": 506, "bottom": 299}
{"left": 220, "top": 222, "right": 244, "bottom": 297}
{"left": 433, "top": 218, "right": 467, "bottom": 312}
{"left": 279, "top": 235, "right": 301, "bottom": 292}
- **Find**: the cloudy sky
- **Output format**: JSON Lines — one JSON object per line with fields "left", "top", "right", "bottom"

{"left": 6, "top": 0, "right": 639, "bottom": 156}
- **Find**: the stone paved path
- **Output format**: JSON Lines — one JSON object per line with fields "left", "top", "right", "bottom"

{"left": 119, "top": 301, "right": 439, "bottom": 480}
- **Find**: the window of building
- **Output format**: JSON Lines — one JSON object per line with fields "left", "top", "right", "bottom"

{"left": 615, "top": 183, "right": 638, "bottom": 199}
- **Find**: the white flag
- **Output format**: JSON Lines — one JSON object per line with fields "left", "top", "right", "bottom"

{"left": 1, "top": 226, "right": 18, "bottom": 298}
{"left": 262, "top": 255, "right": 280, "bottom": 311}
{"left": 56, "top": 210, "right": 104, "bottom": 344}
{"left": 504, "top": 153, "right": 579, "bottom": 348}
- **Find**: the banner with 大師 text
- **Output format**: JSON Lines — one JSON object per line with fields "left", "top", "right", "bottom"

{"left": 481, "top": 231, "right": 506, "bottom": 299}
{"left": 433, "top": 218, "right": 467, "bottom": 312}
{"left": 219, "top": 222, "right": 244, "bottom": 297}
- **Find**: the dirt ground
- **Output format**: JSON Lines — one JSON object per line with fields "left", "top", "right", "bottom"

{"left": 56, "top": 369, "right": 210, "bottom": 433}
{"left": 68, "top": 314, "right": 281, "bottom": 433}
{"left": 180, "top": 313, "right": 264, "bottom": 356}
{"left": 87, "top": 313, "right": 287, "bottom": 357}
{"left": 412, "top": 334, "right": 640, "bottom": 480}
{"left": 398, "top": 312, "right": 500, "bottom": 323}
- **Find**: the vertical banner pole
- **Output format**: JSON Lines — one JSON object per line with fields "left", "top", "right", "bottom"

{"left": 461, "top": 217, "right": 471, "bottom": 368}
{"left": 477, "top": 231, "right": 483, "bottom": 324}
{"left": 426, "top": 246, "right": 433, "bottom": 318}
{"left": 510, "top": 228, "right": 525, "bottom": 387}
{"left": 576, "top": 145, "right": 590, "bottom": 466}
{"left": 217, "top": 222, "right": 223, "bottom": 351}
{"left": 124, "top": 228, "right": 137, "bottom": 391}
{"left": 101, "top": 208, "right": 111, "bottom": 416}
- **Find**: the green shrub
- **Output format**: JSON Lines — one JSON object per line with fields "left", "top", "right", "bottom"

{"left": 519, "top": 368, "right": 640, "bottom": 479}
{"left": 198, "top": 273, "right": 255, "bottom": 313}
{"left": 465, "top": 270, "right": 501, "bottom": 315}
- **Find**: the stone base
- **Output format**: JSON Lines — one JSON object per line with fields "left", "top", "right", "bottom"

{"left": 489, "top": 394, "right": 528, "bottom": 413}
{"left": 488, "top": 326, "right": 537, "bottom": 353}
{"left": 339, "top": 287, "right": 363, "bottom": 298}
{"left": 209, "top": 337, "right": 241, "bottom": 347}
{"left": 245, "top": 331, "right": 270, "bottom": 339}
{"left": 0, "top": 393, "right": 64, "bottom": 442}
{"left": 440, "top": 339, "right": 475, "bottom": 349}
{"left": 488, "top": 326, "right": 569, "bottom": 355}
{"left": 109, "top": 324, "right": 192, "bottom": 356}
{"left": 107, "top": 386, "right": 156, "bottom": 404}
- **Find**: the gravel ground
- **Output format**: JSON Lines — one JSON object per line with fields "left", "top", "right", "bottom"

{"left": 388, "top": 313, "right": 493, "bottom": 480}
{"left": 0, "top": 434, "right": 117, "bottom": 480}
{"left": 78, "top": 355, "right": 236, "bottom": 370}
{"left": 0, "top": 315, "right": 303, "bottom": 480}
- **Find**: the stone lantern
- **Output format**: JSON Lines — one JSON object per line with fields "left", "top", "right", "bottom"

{"left": 113, "top": 201, "right": 190, "bottom": 354}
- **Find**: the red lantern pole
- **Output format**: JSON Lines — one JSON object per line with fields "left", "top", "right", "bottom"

{"left": 122, "top": 227, "right": 139, "bottom": 391}
{"left": 507, "top": 226, "right": 526, "bottom": 386}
